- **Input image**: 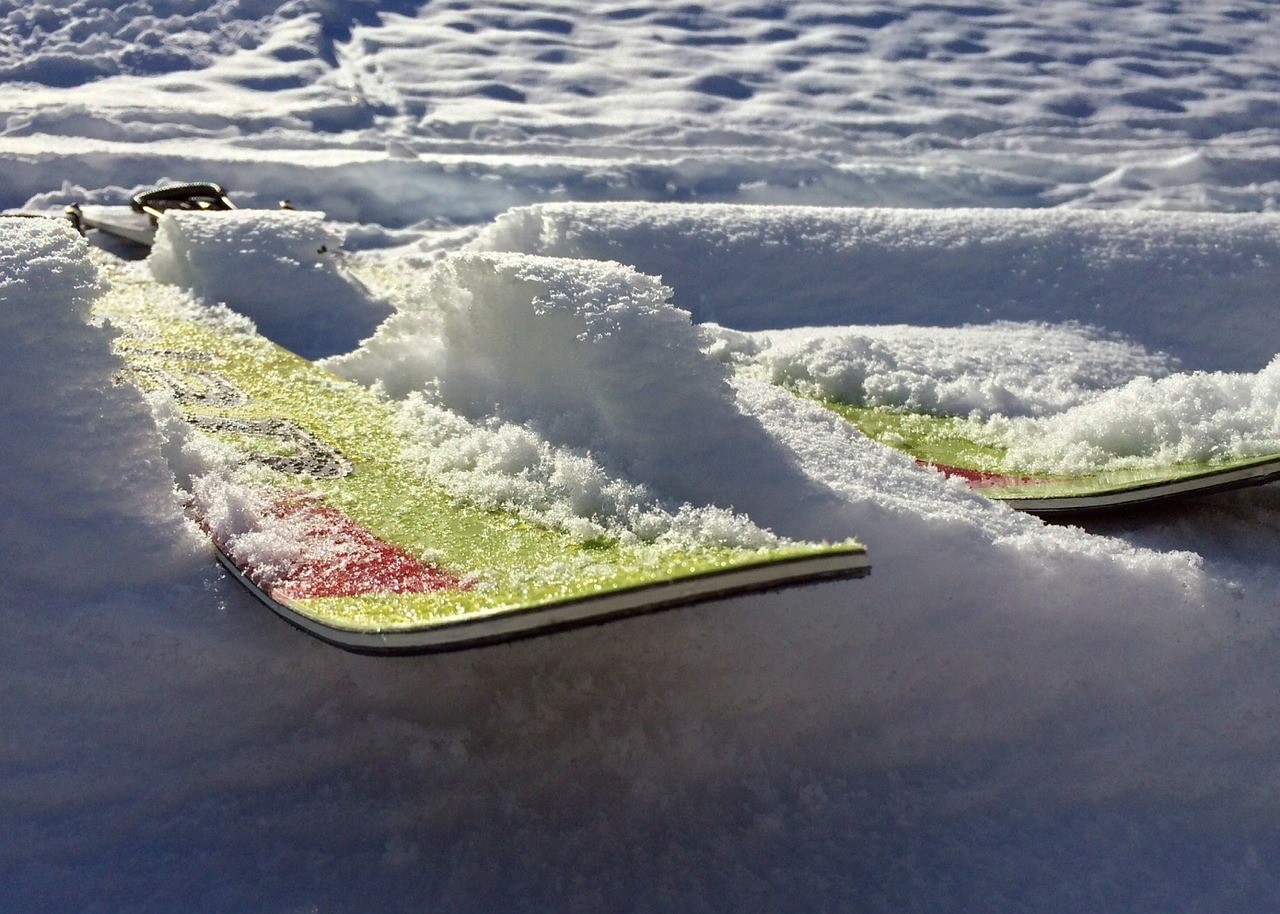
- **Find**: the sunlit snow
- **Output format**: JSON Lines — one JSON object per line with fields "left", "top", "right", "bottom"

{"left": 4, "top": 2, "right": 1280, "bottom": 912}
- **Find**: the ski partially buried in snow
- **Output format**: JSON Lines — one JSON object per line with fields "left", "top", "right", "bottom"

{"left": 94, "top": 274, "right": 868, "bottom": 654}
{"left": 824, "top": 402, "right": 1280, "bottom": 515}
{"left": 67, "top": 182, "right": 237, "bottom": 249}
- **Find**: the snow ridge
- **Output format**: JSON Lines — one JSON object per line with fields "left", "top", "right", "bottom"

{"left": 330, "top": 250, "right": 854, "bottom": 539}
{"left": 0, "top": 218, "right": 198, "bottom": 593}
{"left": 475, "top": 202, "right": 1280, "bottom": 371}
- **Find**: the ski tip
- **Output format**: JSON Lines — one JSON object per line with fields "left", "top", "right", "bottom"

{"left": 216, "top": 543, "right": 869, "bottom": 656}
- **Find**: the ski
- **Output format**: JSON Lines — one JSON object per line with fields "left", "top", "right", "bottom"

{"left": 88, "top": 215, "right": 867, "bottom": 653}
{"left": 67, "top": 182, "right": 237, "bottom": 248}
{"left": 824, "top": 401, "right": 1280, "bottom": 515}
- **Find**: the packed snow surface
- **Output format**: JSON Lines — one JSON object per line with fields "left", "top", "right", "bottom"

{"left": 5, "top": 1, "right": 1280, "bottom": 912}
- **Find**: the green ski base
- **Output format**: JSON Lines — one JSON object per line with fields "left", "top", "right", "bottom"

{"left": 822, "top": 401, "right": 1280, "bottom": 515}
{"left": 95, "top": 271, "right": 868, "bottom": 653}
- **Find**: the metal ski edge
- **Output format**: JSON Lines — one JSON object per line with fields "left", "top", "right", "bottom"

{"left": 212, "top": 542, "right": 870, "bottom": 655}
{"left": 1004, "top": 458, "right": 1280, "bottom": 515}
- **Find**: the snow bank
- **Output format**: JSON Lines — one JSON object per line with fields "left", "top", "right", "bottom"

{"left": 328, "top": 252, "right": 860, "bottom": 539}
{"left": 474, "top": 203, "right": 1280, "bottom": 372}
{"left": 150, "top": 209, "right": 391, "bottom": 358}
{"left": 0, "top": 217, "right": 198, "bottom": 593}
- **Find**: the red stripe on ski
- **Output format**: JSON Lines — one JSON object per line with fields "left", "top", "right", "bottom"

{"left": 921, "top": 461, "right": 1045, "bottom": 489}
{"left": 263, "top": 497, "right": 470, "bottom": 600}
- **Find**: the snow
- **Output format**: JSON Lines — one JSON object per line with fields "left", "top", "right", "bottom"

{"left": 389, "top": 392, "right": 787, "bottom": 549}
{"left": 329, "top": 251, "right": 859, "bottom": 539}
{"left": 149, "top": 208, "right": 391, "bottom": 358}
{"left": 985, "top": 356, "right": 1280, "bottom": 472}
{"left": 0, "top": 218, "right": 201, "bottom": 593}
{"left": 704, "top": 320, "right": 1177, "bottom": 418}
{"left": 4, "top": 1, "right": 1280, "bottom": 911}
{"left": 474, "top": 202, "right": 1280, "bottom": 370}
{"left": 706, "top": 323, "right": 1280, "bottom": 473}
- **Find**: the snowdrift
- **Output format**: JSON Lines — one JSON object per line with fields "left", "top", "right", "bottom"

{"left": 328, "top": 251, "right": 858, "bottom": 539}
{"left": 0, "top": 217, "right": 198, "bottom": 593}
{"left": 474, "top": 203, "right": 1280, "bottom": 372}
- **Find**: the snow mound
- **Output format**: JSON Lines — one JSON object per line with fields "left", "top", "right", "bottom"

{"left": 388, "top": 395, "right": 785, "bottom": 550}
{"left": 705, "top": 320, "right": 1176, "bottom": 419}
{"left": 0, "top": 217, "right": 198, "bottom": 593}
{"left": 150, "top": 208, "right": 391, "bottom": 358}
{"left": 474, "top": 203, "right": 1280, "bottom": 371}
{"left": 981, "top": 357, "right": 1280, "bottom": 473}
{"left": 708, "top": 318, "right": 1280, "bottom": 471}
{"left": 328, "top": 251, "right": 858, "bottom": 539}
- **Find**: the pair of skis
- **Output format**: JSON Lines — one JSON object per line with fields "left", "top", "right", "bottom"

{"left": 70, "top": 185, "right": 1280, "bottom": 654}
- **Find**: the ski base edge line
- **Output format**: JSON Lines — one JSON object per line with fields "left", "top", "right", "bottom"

{"left": 1003, "top": 459, "right": 1280, "bottom": 515}
{"left": 213, "top": 545, "right": 871, "bottom": 655}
